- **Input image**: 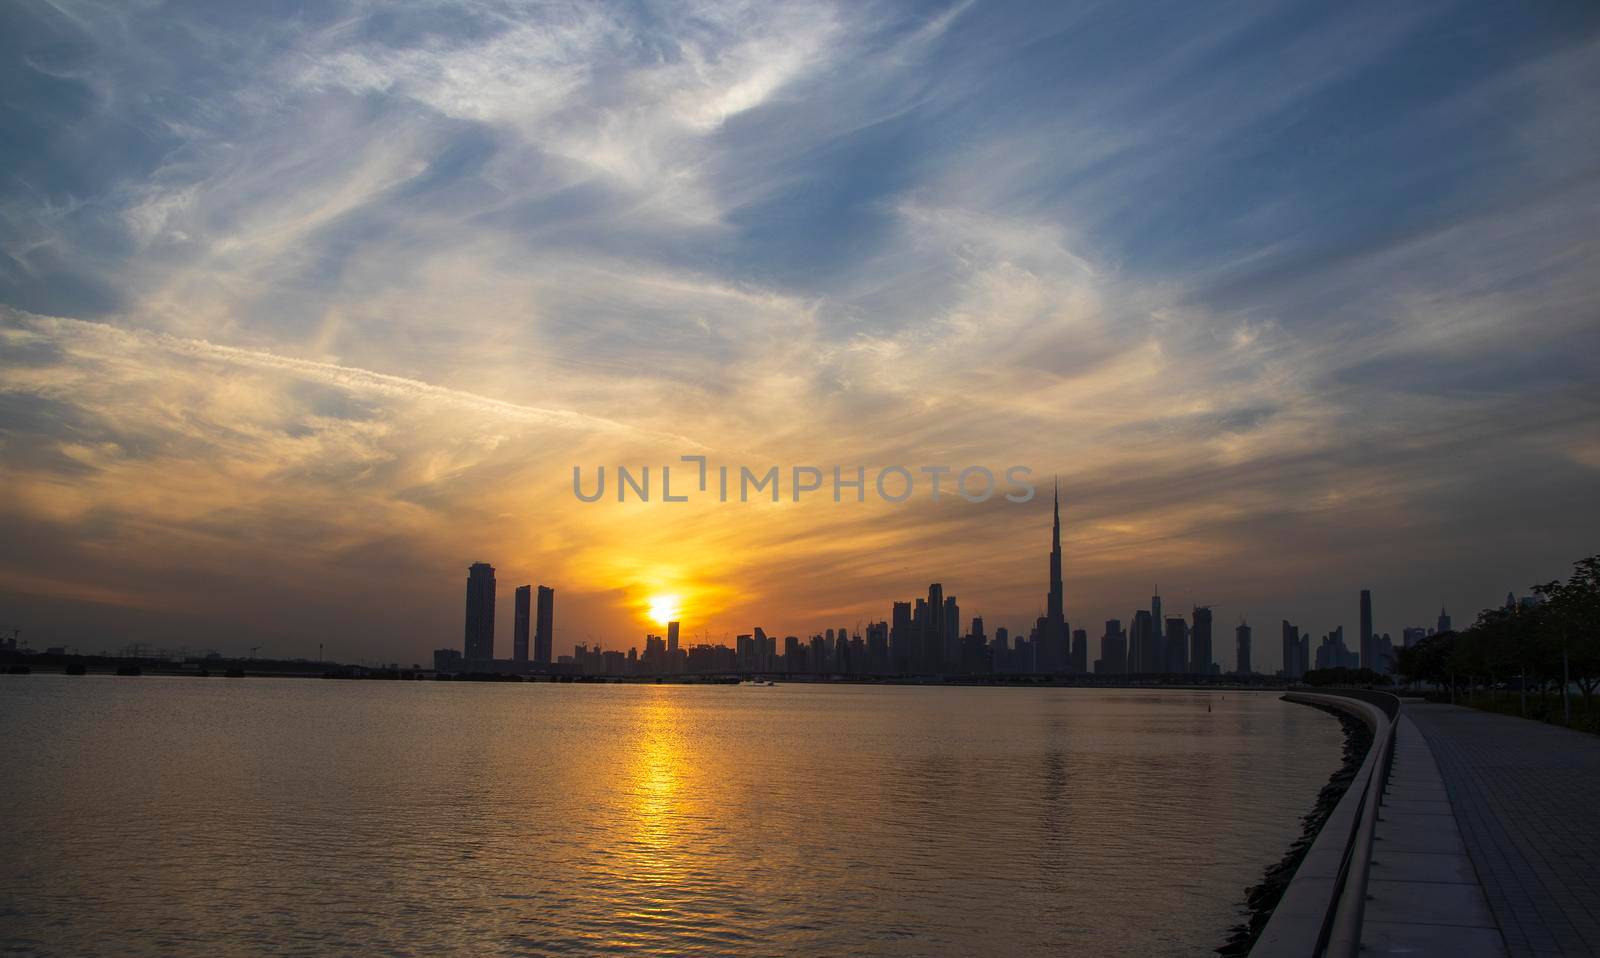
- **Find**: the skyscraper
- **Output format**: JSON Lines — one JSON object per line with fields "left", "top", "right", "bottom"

{"left": 1359, "top": 589, "right": 1373, "bottom": 671}
{"left": 667, "top": 620, "right": 680, "bottom": 673}
{"left": 1280, "top": 620, "right": 1301, "bottom": 679}
{"left": 1190, "top": 607, "right": 1213, "bottom": 675}
{"left": 1437, "top": 605, "right": 1452, "bottom": 634}
{"left": 464, "top": 562, "right": 496, "bottom": 664}
{"left": 1164, "top": 617, "right": 1188, "bottom": 674}
{"left": 513, "top": 584, "right": 531, "bottom": 663}
{"left": 535, "top": 585, "right": 554, "bottom": 664}
{"left": 924, "top": 583, "right": 944, "bottom": 673}
{"left": 991, "top": 626, "right": 1010, "bottom": 673}
{"left": 1315, "top": 626, "right": 1357, "bottom": 670}
{"left": 866, "top": 621, "right": 889, "bottom": 672}
{"left": 1131, "top": 609, "right": 1157, "bottom": 673}
{"left": 1070, "top": 628, "right": 1088, "bottom": 673}
{"left": 890, "top": 601, "right": 913, "bottom": 674}
{"left": 1099, "top": 619, "right": 1126, "bottom": 674}
{"left": 1042, "top": 481, "right": 1068, "bottom": 671}
{"left": 1236, "top": 620, "right": 1252, "bottom": 675}
{"left": 943, "top": 595, "right": 961, "bottom": 670}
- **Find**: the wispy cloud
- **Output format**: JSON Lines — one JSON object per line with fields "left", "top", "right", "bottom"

{"left": 2, "top": 0, "right": 1598, "bottom": 665}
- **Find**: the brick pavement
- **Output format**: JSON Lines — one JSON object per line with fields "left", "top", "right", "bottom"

{"left": 1407, "top": 703, "right": 1600, "bottom": 957}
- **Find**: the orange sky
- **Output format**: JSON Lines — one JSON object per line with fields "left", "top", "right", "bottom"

{"left": 4, "top": 2, "right": 1599, "bottom": 669}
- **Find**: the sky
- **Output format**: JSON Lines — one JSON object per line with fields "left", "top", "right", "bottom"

{"left": 2, "top": 0, "right": 1599, "bottom": 669}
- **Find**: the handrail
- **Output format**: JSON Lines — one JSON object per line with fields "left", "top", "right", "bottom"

{"left": 1250, "top": 689, "right": 1399, "bottom": 958}
{"left": 1320, "top": 691, "right": 1399, "bottom": 955}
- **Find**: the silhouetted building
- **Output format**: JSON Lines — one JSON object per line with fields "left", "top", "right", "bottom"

{"left": 1314, "top": 626, "right": 1358, "bottom": 670}
{"left": 464, "top": 562, "right": 496, "bottom": 663}
{"left": 1013, "top": 630, "right": 1034, "bottom": 673}
{"left": 1190, "top": 607, "right": 1213, "bottom": 675}
{"left": 991, "top": 626, "right": 1011, "bottom": 672}
{"left": 644, "top": 633, "right": 666, "bottom": 671}
{"left": 1070, "top": 628, "right": 1088, "bottom": 673}
{"left": 1402, "top": 626, "right": 1427, "bottom": 647}
{"left": 1437, "top": 606, "right": 1452, "bottom": 634}
{"left": 433, "top": 648, "right": 462, "bottom": 671}
{"left": 1042, "top": 482, "right": 1068, "bottom": 671}
{"left": 1131, "top": 610, "right": 1158, "bottom": 673}
{"left": 944, "top": 595, "right": 961, "bottom": 670}
{"left": 1359, "top": 589, "right": 1373, "bottom": 672}
{"left": 513, "top": 585, "right": 531, "bottom": 663}
{"left": 1280, "top": 620, "right": 1304, "bottom": 679}
{"left": 535, "top": 586, "right": 554, "bottom": 664}
{"left": 1097, "top": 619, "right": 1127, "bottom": 674}
{"left": 924, "top": 584, "right": 944, "bottom": 673}
{"left": 1235, "top": 620, "right": 1252, "bottom": 675}
{"left": 866, "top": 621, "right": 889, "bottom": 672}
{"left": 1373, "top": 632, "right": 1394, "bottom": 674}
{"left": 754, "top": 627, "right": 775, "bottom": 672}
{"left": 890, "top": 601, "right": 913, "bottom": 673}
{"left": 1164, "top": 617, "right": 1188, "bottom": 674}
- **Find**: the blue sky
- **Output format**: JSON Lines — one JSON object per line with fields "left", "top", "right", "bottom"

{"left": 2, "top": 0, "right": 1598, "bottom": 666}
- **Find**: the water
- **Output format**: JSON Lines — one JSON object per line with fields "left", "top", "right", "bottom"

{"left": 0, "top": 676, "right": 1342, "bottom": 956}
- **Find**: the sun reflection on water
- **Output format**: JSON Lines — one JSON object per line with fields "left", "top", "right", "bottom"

{"left": 625, "top": 690, "right": 691, "bottom": 879}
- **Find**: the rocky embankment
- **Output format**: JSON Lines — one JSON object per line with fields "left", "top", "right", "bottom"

{"left": 1216, "top": 700, "right": 1373, "bottom": 955}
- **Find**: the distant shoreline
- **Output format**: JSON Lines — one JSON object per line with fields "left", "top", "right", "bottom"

{"left": 3, "top": 657, "right": 1298, "bottom": 691}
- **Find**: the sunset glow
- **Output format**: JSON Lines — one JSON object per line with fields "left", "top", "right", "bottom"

{"left": 647, "top": 595, "right": 684, "bottom": 629}
{"left": 0, "top": 1, "right": 1596, "bottom": 670}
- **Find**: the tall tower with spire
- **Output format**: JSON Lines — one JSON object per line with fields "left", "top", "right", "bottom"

{"left": 1043, "top": 480, "right": 1067, "bottom": 671}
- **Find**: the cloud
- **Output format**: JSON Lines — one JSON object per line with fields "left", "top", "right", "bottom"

{"left": 2, "top": 1, "right": 1599, "bottom": 669}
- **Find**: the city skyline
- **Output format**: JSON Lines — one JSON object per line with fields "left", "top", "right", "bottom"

{"left": 5, "top": 4, "right": 1600, "bottom": 958}
{"left": 3, "top": 1, "right": 1598, "bottom": 668}
{"left": 446, "top": 490, "right": 1480, "bottom": 677}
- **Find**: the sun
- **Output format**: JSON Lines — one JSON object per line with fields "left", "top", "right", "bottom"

{"left": 646, "top": 594, "right": 683, "bottom": 626}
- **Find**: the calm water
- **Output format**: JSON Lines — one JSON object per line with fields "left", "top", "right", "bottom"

{"left": 0, "top": 677, "right": 1341, "bottom": 956}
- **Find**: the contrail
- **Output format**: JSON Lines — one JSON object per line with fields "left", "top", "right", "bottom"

{"left": 3, "top": 309, "right": 707, "bottom": 449}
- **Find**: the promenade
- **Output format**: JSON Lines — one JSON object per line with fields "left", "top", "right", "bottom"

{"left": 1405, "top": 703, "right": 1600, "bottom": 957}
{"left": 1257, "top": 695, "right": 1600, "bottom": 957}
{"left": 1361, "top": 710, "right": 1503, "bottom": 955}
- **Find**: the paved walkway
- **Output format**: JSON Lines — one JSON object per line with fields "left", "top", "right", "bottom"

{"left": 1363, "top": 713, "right": 1505, "bottom": 956}
{"left": 1408, "top": 703, "right": 1600, "bottom": 957}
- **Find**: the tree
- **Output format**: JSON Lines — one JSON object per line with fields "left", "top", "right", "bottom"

{"left": 1535, "top": 555, "right": 1600, "bottom": 716}
{"left": 1396, "top": 632, "right": 1454, "bottom": 689}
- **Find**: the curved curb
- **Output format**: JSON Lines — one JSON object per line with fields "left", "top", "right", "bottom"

{"left": 1250, "top": 691, "right": 1396, "bottom": 958}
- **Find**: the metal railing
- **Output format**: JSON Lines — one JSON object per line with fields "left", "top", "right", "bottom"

{"left": 1251, "top": 688, "right": 1400, "bottom": 958}
{"left": 1316, "top": 689, "right": 1400, "bottom": 956}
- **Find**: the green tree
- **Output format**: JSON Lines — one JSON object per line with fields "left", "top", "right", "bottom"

{"left": 1535, "top": 555, "right": 1600, "bottom": 716}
